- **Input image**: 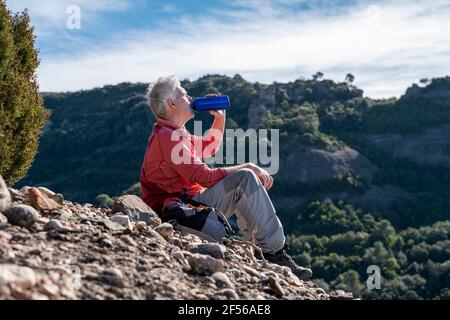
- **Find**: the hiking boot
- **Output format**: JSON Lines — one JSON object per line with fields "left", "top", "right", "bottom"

{"left": 263, "top": 245, "right": 313, "bottom": 280}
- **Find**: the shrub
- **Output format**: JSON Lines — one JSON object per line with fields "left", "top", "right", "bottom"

{"left": 0, "top": 2, "right": 50, "bottom": 185}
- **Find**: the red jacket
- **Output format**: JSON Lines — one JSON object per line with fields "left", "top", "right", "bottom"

{"left": 140, "top": 118, "right": 227, "bottom": 214}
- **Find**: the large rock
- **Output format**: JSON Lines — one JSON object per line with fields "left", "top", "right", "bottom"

{"left": 187, "top": 243, "right": 226, "bottom": 260}
{"left": 112, "top": 195, "right": 158, "bottom": 222}
{"left": 154, "top": 223, "right": 174, "bottom": 239}
{"left": 37, "top": 186, "right": 56, "bottom": 198}
{"left": 187, "top": 254, "right": 224, "bottom": 275}
{"left": 110, "top": 214, "right": 132, "bottom": 230}
{"left": 28, "top": 187, "right": 62, "bottom": 211}
{"left": 44, "top": 219, "right": 76, "bottom": 233}
{"left": 102, "top": 219, "right": 125, "bottom": 231}
{"left": 0, "top": 264, "right": 37, "bottom": 289}
{"left": 212, "top": 272, "right": 234, "bottom": 289}
{"left": 3, "top": 205, "right": 42, "bottom": 228}
{"left": 37, "top": 187, "right": 65, "bottom": 205}
{"left": 0, "top": 176, "right": 11, "bottom": 213}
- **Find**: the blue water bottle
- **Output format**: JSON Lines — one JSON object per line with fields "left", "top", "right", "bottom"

{"left": 190, "top": 95, "right": 230, "bottom": 112}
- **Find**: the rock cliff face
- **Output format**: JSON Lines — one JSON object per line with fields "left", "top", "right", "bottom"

{"left": 367, "top": 124, "right": 450, "bottom": 167}
{"left": 273, "top": 145, "right": 413, "bottom": 214}
{"left": 0, "top": 177, "right": 350, "bottom": 300}
{"left": 277, "top": 146, "right": 377, "bottom": 183}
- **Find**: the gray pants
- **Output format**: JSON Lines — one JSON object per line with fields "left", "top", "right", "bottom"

{"left": 192, "top": 168, "right": 285, "bottom": 254}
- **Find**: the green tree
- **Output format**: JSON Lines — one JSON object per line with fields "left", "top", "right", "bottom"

{"left": 312, "top": 71, "right": 324, "bottom": 81}
{"left": 332, "top": 270, "right": 365, "bottom": 297}
{"left": 419, "top": 78, "right": 430, "bottom": 86}
{"left": 345, "top": 73, "right": 355, "bottom": 84}
{"left": 121, "top": 182, "right": 141, "bottom": 196}
{"left": 96, "top": 194, "right": 114, "bottom": 208}
{"left": 0, "top": 2, "right": 50, "bottom": 185}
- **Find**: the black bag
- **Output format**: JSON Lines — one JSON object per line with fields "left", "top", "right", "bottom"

{"left": 161, "top": 197, "right": 233, "bottom": 243}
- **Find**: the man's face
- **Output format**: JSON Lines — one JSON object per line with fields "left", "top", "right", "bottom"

{"left": 173, "top": 86, "right": 194, "bottom": 120}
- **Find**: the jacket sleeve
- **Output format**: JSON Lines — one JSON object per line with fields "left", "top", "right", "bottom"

{"left": 160, "top": 133, "right": 227, "bottom": 188}
{"left": 192, "top": 134, "right": 221, "bottom": 159}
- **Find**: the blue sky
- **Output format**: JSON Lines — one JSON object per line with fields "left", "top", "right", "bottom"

{"left": 6, "top": 0, "right": 450, "bottom": 98}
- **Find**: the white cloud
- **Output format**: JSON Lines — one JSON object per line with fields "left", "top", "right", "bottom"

{"left": 30, "top": 0, "right": 450, "bottom": 98}
{"left": 6, "top": 0, "right": 130, "bottom": 36}
{"left": 7, "top": 0, "right": 130, "bottom": 16}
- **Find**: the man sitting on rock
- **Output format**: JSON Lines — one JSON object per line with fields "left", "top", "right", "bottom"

{"left": 140, "top": 75, "right": 312, "bottom": 280}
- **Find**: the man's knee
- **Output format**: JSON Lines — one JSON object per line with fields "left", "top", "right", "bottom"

{"left": 237, "top": 168, "right": 259, "bottom": 182}
{"left": 222, "top": 168, "right": 261, "bottom": 194}
{"left": 236, "top": 168, "right": 263, "bottom": 197}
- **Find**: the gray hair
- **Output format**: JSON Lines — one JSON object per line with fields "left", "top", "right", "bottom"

{"left": 147, "top": 75, "right": 181, "bottom": 119}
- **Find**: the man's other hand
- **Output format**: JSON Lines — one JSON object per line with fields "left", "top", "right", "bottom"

{"left": 247, "top": 163, "right": 274, "bottom": 190}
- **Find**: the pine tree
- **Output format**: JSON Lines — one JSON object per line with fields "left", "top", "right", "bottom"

{"left": 0, "top": 1, "right": 50, "bottom": 186}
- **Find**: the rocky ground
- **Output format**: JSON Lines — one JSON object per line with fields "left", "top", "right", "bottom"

{"left": 0, "top": 176, "right": 352, "bottom": 300}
